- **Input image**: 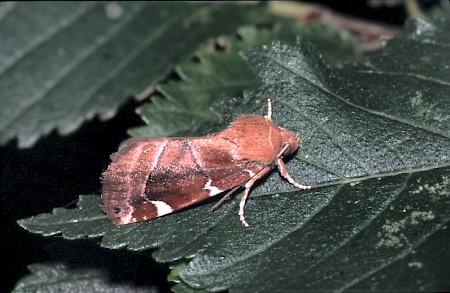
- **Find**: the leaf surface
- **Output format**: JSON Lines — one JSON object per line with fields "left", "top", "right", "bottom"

{"left": 13, "top": 263, "right": 150, "bottom": 293}
{"left": 18, "top": 9, "right": 450, "bottom": 292}
{"left": 0, "top": 2, "right": 265, "bottom": 147}
{"left": 128, "top": 25, "right": 304, "bottom": 139}
{"left": 128, "top": 20, "right": 362, "bottom": 139}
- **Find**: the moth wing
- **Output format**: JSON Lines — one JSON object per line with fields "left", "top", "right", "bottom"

{"left": 102, "top": 137, "right": 267, "bottom": 224}
{"left": 101, "top": 137, "right": 171, "bottom": 224}
{"left": 138, "top": 139, "right": 266, "bottom": 220}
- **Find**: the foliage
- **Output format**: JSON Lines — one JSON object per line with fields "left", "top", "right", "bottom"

{"left": 13, "top": 2, "right": 450, "bottom": 292}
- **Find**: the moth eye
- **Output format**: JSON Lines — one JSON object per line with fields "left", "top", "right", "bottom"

{"left": 113, "top": 207, "right": 121, "bottom": 214}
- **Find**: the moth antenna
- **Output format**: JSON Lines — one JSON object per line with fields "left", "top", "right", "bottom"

{"left": 276, "top": 144, "right": 290, "bottom": 159}
{"left": 265, "top": 99, "right": 272, "bottom": 120}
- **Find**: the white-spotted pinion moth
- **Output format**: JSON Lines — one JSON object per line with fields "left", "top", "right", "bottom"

{"left": 101, "top": 99, "right": 311, "bottom": 227}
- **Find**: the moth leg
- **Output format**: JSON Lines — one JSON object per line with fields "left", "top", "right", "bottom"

{"left": 211, "top": 185, "right": 241, "bottom": 211}
{"left": 277, "top": 158, "right": 311, "bottom": 190}
{"left": 239, "top": 166, "right": 271, "bottom": 227}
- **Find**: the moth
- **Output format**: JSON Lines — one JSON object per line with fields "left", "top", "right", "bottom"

{"left": 101, "top": 99, "right": 310, "bottom": 227}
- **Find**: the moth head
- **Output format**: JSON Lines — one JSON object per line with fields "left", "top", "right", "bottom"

{"left": 278, "top": 127, "right": 300, "bottom": 156}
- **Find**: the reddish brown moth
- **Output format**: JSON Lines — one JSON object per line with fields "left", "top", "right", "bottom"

{"left": 101, "top": 99, "right": 310, "bottom": 227}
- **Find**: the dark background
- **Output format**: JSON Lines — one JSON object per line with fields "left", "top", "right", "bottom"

{"left": 1, "top": 1, "right": 439, "bottom": 292}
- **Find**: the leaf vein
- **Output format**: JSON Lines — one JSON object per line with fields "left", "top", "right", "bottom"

{"left": 256, "top": 51, "right": 450, "bottom": 140}
{"left": 278, "top": 99, "right": 372, "bottom": 175}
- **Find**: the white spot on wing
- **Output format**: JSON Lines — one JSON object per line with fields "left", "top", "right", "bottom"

{"left": 150, "top": 200, "right": 173, "bottom": 217}
{"left": 204, "top": 179, "right": 224, "bottom": 196}
{"left": 246, "top": 169, "right": 255, "bottom": 177}
{"left": 121, "top": 214, "right": 133, "bottom": 224}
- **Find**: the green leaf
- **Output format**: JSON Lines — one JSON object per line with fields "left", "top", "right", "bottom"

{"left": 169, "top": 262, "right": 206, "bottom": 293}
{"left": 17, "top": 195, "right": 109, "bottom": 239}
{"left": 0, "top": 2, "right": 267, "bottom": 148}
{"left": 13, "top": 263, "right": 151, "bottom": 293}
{"left": 128, "top": 25, "right": 301, "bottom": 138}
{"left": 18, "top": 9, "right": 450, "bottom": 293}
{"left": 128, "top": 21, "right": 362, "bottom": 139}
